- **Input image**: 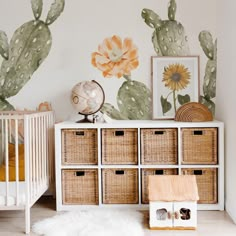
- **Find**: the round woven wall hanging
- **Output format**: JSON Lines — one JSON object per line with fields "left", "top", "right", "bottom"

{"left": 175, "top": 102, "right": 213, "bottom": 122}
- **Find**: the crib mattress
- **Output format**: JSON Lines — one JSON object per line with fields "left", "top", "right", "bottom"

{"left": 0, "top": 182, "right": 25, "bottom": 206}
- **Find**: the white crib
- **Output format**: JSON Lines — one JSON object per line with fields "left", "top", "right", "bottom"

{"left": 0, "top": 110, "right": 55, "bottom": 234}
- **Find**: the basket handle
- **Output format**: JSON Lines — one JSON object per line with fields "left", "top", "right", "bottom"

{"left": 194, "top": 170, "right": 203, "bottom": 175}
{"left": 115, "top": 130, "right": 124, "bottom": 136}
{"left": 155, "top": 170, "right": 164, "bottom": 175}
{"left": 75, "top": 131, "right": 85, "bottom": 136}
{"left": 115, "top": 170, "right": 124, "bottom": 175}
{"left": 154, "top": 131, "right": 164, "bottom": 135}
{"left": 193, "top": 130, "right": 203, "bottom": 135}
{"left": 75, "top": 171, "right": 85, "bottom": 176}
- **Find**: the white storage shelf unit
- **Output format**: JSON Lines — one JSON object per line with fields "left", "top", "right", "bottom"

{"left": 55, "top": 120, "right": 224, "bottom": 211}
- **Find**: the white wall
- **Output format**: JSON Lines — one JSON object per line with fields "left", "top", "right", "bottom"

{"left": 0, "top": 0, "right": 216, "bottom": 121}
{"left": 216, "top": 0, "right": 236, "bottom": 223}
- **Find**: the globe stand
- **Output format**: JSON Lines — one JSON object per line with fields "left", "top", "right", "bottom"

{"left": 76, "top": 113, "right": 92, "bottom": 123}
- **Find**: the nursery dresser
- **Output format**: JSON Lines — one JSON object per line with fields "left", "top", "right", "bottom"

{"left": 54, "top": 120, "right": 224, "bottom": 211}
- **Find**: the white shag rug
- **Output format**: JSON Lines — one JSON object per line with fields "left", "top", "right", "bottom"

{"left": 32, "top": 209, "right": 144, "bottom": 236}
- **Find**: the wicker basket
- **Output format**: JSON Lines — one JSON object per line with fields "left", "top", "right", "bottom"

{"left": 175, "top": 102, "right": 213, "bottom": 122}
{"left": 61, "top": 129, "right": 98, "bottom": 165}
{"left": 141, "top": 128, "right": 178, "bottom": 164}
{"left": 182, "top": 168, "right": 217, "bottom": 204}
{"left": 181, "top": 128, "right": 217, "bottom": 164}
{"left": 62, "top": 169, "right": 98, "bottom": 205}
{"left": 141, "top": 168, "right": 178, "bottom": 204}
{"left": 102, "top": 168, "right": 139, "bottom": 204}
{"left": 102, "top": 128, "right": 138, "bottom": 164}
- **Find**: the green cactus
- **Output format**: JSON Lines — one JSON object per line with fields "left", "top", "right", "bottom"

{"left": 141, "top": 0, "right": 190, "bottom": 56}
{"left": 0, "top": 0, "right": 65, "bottom": 110}
{"left": 199, "top": 31, "right": 217, "bottom": 115}
{"left": 101, "top": 78, "right": 152, "bottom": 120}
{"left": 117, "top": 80, "right": 152, "bottom": 119}
{"left": 101, "top": 103, "right": 129, "bottom": 120}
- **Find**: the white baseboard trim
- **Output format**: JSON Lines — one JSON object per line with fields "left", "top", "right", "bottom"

{"left": 225, "top": 200, "right": 236, "bottom": 224}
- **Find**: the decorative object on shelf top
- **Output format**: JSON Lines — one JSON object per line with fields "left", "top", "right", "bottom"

{"left": 152, "top": 56, "right": 199, "bottom": 120}
{"left": 71, "top": 80, "right": 105, "bottom": 123}
{"left": 174, "top": 102, "right": 213, "bottom": 122}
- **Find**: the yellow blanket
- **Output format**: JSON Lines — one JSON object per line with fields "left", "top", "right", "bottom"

{"left": 0, "top": 143, "right": 25, "bottom": 181}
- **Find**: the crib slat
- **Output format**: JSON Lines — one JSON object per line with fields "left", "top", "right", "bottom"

{"left": 32, "top": 117, "right": 36, "bottom": 198}
{"left": 24, "top": 115, "right": 30, "bottom": 216}
{"left": 29, "top": 118, "right": 33, "bottom": 201}
{"left": 4, "top": 120, "right": 9, "bottom": 206}
{"left": 14, "top": 119, "right": 20, "bottom": 206}
{"left": 36, "top": 117, "right": 39, "bottom": 193}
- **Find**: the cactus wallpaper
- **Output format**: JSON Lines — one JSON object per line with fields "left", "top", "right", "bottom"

{"left": 0, "top": 0, "right": 216, "bottom": 121}
{"left": 0, "top": 0, "right": 65, "bottom": 111}
{"left": 142, "top": 0, "right": 216, "bottom": 116}
{"left": 91, "top": 35, "right": 151, "bottom": 120}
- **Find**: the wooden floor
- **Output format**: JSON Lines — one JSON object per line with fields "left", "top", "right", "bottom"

{"left": 0, "top": 196, "right": 236, "bottom": 235}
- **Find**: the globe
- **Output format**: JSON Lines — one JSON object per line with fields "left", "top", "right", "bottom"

{"left": 71, "top": 80, "right": 105, "bottom": 122}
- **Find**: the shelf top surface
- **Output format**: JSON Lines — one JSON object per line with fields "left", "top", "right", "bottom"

{"left": 55, "top": 119, "right": 224, "bottom": 129}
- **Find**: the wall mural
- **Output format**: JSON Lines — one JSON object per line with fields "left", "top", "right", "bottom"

{"left": 142, "top": 0, "right": 217, "bottom": 115}
{"left": 91, "top": 35, "right": 152, "bottom": 120}
{"left": 0, "top": 0, "right": 65, "bottom": 111}
{"left": 199, "top": 31, "right": 217, "bottom": 115}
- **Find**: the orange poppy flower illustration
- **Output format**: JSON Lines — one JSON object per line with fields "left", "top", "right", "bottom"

{"left": 91, "top": 35, "right": 139, "bottom": 78}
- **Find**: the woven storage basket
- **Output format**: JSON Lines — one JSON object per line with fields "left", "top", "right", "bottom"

{"left": 141, "top": 168, "right": 178, "bottom": 204}
{"left": 181, "top": 128, "right": 217, "bottom": 164}
{"left": 182, "top": 168, "right": 217, "bottom": 204}
{"left": 61, "top": 129, "right": 97, "bottom": 165}
{"left": 102, "top": 128, "right": 138, "bottom": 164}
{"left": 141, "top": 128, "right": 178, "bottom": 164}
{"left": 62, "top": 169, "right": 98, "bottom": 205}
{"left": 102, "top": 168, "right": 139, "bottom": 204}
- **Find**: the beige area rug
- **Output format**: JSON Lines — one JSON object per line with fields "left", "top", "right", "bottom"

{"left": 33, "top": 209, "right": 145, "bottom": 236}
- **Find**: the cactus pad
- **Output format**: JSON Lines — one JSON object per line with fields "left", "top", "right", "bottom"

{"left": 199, "top": 31, "right": 217, "bottom": 116}
{"left": 142, "top": 0, "right": 190, "bottom": 57}
{"left": 141, "top": 9, "right": 162, "bottom": 29}
{"left": 200, "top": 96, "right": 215, "bottom": 115}
{"left": 101, "top": 103, "right": 128, "bottom": 120}
{"left": 199, "top": 31, "right": 214, "bottom": 60}
{"left": 0, "top": 0, "right": 65, "bottom": 110}
{"left": 156, "top": 20, "right": 190, "bottom": 56}
{"left": 168, "top": 0, "right": 177, "bottom": 21}
{"left": 117, "top": 80, "right": 152, "bottom": 119}
{"left": 46, "top": 0, "right": 65, "bottom": 25}
{"left": 203, "top": 60, "right": 216, "bottom": 99}
{"left": 31, "top": 0, "right": 43, "bottom": 20}
{"left": 0, "top": 31, "right": 9, "bottom": 60}
{"left": 0, "top": 20, "right": 52, "bottom": 98}
{"left": 152, "top": 31, "right": 163, "bottom": 55}
{"left": 0, "top": 97, "right": 14, "bottom": 110}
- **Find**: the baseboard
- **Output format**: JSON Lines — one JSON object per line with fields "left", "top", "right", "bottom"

{"left": 225, "top": 198, "right": 236, "bottom": 224}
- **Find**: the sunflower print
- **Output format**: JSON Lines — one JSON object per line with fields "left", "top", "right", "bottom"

{"left": 162, "top": 63, "right": 191, "bottom": 91}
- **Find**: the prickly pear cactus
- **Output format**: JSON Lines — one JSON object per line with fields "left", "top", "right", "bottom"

{"left": 0, "top": 0, "right": 65, "bottom": 110}
{"left": 117, "top": 80, "right": 152, "bottom": 119}
{"left": 141, "top": 0, "right": 190, "bottom": 56}
{"left": 101, "top": 79, "right": 152, "bottom": 120}
{"left": 199, "top": 31, "right": 217, "bottom": 115}
{"left": 101, "top": 103, "right": 129, "bottom": 120}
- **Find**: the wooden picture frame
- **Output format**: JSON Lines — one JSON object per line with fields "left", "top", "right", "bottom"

{"left": 152, "top": 56, "right": 199, "bottom": 120}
